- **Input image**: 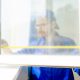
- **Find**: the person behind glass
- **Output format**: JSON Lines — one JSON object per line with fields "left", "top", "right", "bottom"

{"left": 28, "top": 10, "right": 79, "bottom": 80}
{"left": 1, "top": 10, "right": 79, "bottom": 80}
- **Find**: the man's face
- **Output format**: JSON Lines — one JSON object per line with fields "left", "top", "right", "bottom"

{"left": 35, "top": 17, "right": 49, "bottom": 37}
{"left": 35, "top": 17, "right": 56, "bottom": 38}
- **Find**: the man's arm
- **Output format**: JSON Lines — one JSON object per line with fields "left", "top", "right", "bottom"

{"left": 0, "top": 39, "right": 36, "bottom": 54}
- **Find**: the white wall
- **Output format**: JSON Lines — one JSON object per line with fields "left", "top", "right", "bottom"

{"left": 0, "top": 65, "right": 19, "bottom": 80}
{"left": 1, "top": 0, "right": 31, "bottom": 51}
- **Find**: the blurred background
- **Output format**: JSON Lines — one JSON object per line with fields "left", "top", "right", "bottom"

{"left": 1, "top": 0, "right": 79, "bottom": 52}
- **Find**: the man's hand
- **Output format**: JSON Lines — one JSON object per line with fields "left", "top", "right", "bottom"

{"left": 0, "top": 39, "right": 13, "bottom": 54}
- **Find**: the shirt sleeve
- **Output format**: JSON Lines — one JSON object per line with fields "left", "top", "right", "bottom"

{"left": 73, "top": 68, "right": 80, "bottom": 76}
{"left": 16, "top": 48, "right": 35, "bottom": 54}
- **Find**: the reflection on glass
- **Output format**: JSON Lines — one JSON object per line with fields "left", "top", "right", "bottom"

{"left": 1, "top": 0, "right": 79, "bottom": 55}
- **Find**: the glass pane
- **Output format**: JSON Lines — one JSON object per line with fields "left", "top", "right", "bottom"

{"left": 1, "top": 0, "right": 79, "bottom": 55}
